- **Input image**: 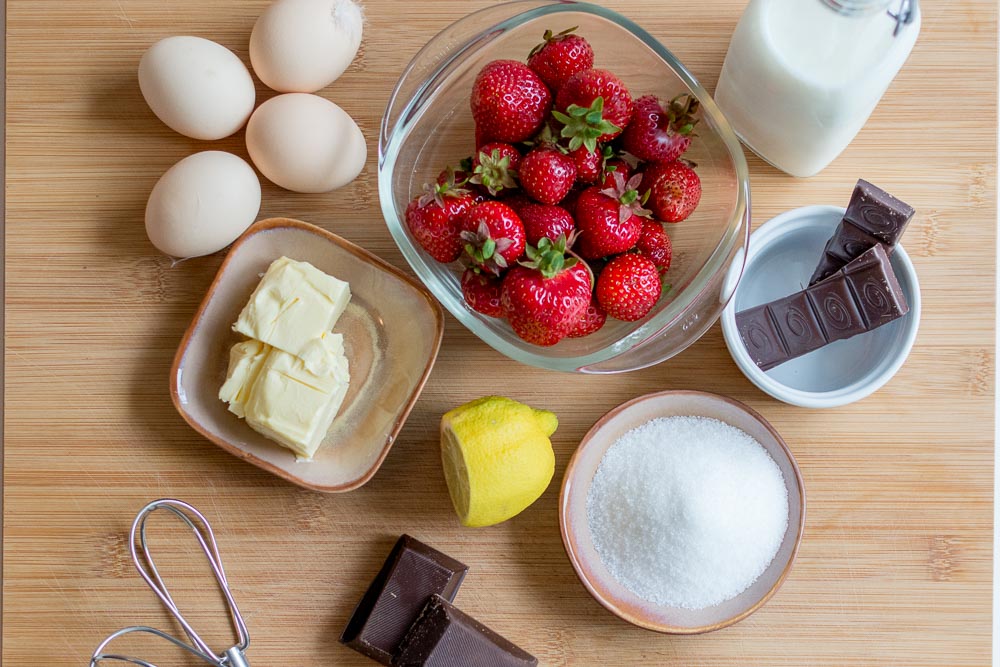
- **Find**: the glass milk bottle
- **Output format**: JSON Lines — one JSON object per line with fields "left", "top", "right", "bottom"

{"left": 715, "top": 0, "right": 920, "bottom": 177}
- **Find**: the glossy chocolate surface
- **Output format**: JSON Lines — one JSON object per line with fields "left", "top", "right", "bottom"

{"left": 341, "top": 535, "right": 469, "bottom": 665}
{"left": 809, "top": 180, "right": 915, "bottom": 284}
{"left": 394, "top": 595, "right": 537, "bottom": 667}
{"left": 738, "top": 245, "right": 910, "bottom": 371}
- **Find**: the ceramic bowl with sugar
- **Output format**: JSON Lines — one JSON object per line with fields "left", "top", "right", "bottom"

{"left": 559, "top": 390, "right": 805, "bottom": 634}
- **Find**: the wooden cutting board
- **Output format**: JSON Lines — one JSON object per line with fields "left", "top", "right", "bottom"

{"left": 5, "top": 1, "right": 996, "bottom": 664}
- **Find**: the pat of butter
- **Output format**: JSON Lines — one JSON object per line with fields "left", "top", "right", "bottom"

{"left": 241, "top": 333, "right": 350, "bottom": 460}
{"left": 218, "top": 339, "right": 271, "bottom": 418}
{"left": 233, "top": 256, "right": 351, "bottom": 370}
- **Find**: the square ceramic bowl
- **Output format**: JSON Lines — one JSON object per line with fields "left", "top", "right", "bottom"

{"left": 560, "top": 390, "right": 804, "bottom": 634}
{"left": 720, "top": 206, "right": 921, "bottom": 409}
{"left": 170, "top": 218, "right": 444, "bottom": 492}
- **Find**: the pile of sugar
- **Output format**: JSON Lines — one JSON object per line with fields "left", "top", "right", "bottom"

{"left": 586, "top": 416, "right": 788, "bottom": 609}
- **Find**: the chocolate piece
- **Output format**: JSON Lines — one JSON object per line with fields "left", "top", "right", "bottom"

{"left": 737, "top": 244, "right": 909, "bottom": 371}
{"left": 394, "top": 595, "right": 537, "bottom": 667}
{"left": 341, "top": 536, "right": 469, "bottom": 665}
{"left": 809, "top": 179, "right": 915, "bottom": 284}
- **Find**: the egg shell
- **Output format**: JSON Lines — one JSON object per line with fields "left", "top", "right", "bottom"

{"left": 250, "top": 0, "right": 363, "bottom": 93}
{"left": 139, "top": 36, "right": 256, "bottom": 141}
{"left": 145, "top": 151, "right": 262, "bottom": 258}
{"left": 245, "top": 93, "right": 367, "bottom": 194}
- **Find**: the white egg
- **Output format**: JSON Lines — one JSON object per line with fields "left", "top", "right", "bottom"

{"left": 250, "top": 0, "right": 363, "bottom": 93}
{"left": 139, "top": 36, "right": 256, "bottom": 140}
{"left": 245, "top": 93, "right": 366, "bottom": 193}
{"left": 145, "top": 151, "right": 262, "bottom": 258}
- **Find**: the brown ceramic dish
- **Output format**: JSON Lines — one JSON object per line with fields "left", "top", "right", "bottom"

{"left": 559, "top": 390, "right": 805, "bottom": 633}
{"left": 170, "top": 218, "right": 444, "bottom": 492}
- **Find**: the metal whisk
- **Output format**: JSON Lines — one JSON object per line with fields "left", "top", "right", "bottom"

{"left": 91, "top": 499, "right": 251, "bottom": 667}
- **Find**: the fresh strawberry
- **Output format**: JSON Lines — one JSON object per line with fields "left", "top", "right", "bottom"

{"left": 519, "top": 146, "right": 577, "bottom": 205}
{"left": 574, "top": 172, "right": 650, "bottom": 259}
{"left": 405, "top": 170, "right": 477, "bottom": 263}
{"left": 470, "top": 142, "right": 521, "bottom": 196}
{"left": 518, "top": 202, "right": 575, "bottom": 246}
{"left": 471, "top": 60, "right": 552, "bottom": 143}
{"left": 599, "top": 157, "right": 630, "bottom": 189}
{"left": 527, "top": 27, "right": 595, "bottom": 91}
{"left": 621, "top": 94, "right": 698, "bottom": 163}
{"left": 475, "top": 125, "right": 495, "bottom": 150}
{"left": 596, "top": 253, "right": 662, "bottom": 322}
{"left": 437, "top": 159, "right": 472, "bottom": 187}
{"left": 561, "top": 187, "right": 583, "bottom": 216}
{"left": 640, "top": 160, "right": 702, "bottom": 223}
{"left": 568, "top": 145, "right": 602, "bottom": 184}
{"left": 461, "top": 268, "right": 504, "bottom": 318}
{"left": 459, "top": 201, "right": 526, "bottom": 275}
{"left": 500, "top": 236, "right": 592, "bottom": 346}
{"left": 567, "top": 298, "right": 607, "bottom": 338}
{"left": 636, "top": 219, "right": 673, "bottom": 272}
{"left": 553, "top": 69, "right": 634, "bottom": 150}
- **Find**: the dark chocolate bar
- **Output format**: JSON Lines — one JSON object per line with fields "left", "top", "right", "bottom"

{"left": 809, "top": 179, "right": 915, "bottom": 284}
{"left": 393, "top": 595, "right": 537, "bottom": 667}
{"left": 737, "top": 244, "right": 909, "bottom": 371}
{"left": 341, "top": 536, "right": 469, "bottom": 665}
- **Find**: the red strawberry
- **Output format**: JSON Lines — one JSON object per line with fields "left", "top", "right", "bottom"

{"left": 621, "top": 94, "right": 698, "bottom": 164}
{"left": 471, "top": 60, "right": 552, "bottom": 143}
{"left": 567, "top": 298, "right": 607, "bottom": 338}
{"left": 568, "top": 145, "right": 602, "bottom": 184}
{"left": 500, "top": 236, "right": 592, "bottom": 346}
{"left": 561, "top": 187, "right": 583, "bottom": 216}
{"left": 641, "top": 160, "right": 702, "bottom": 223}
{"left": 459, "top": 201, "right": 526, "bottom": 275}
{"left": 405, "top": 171, "right": 477, "bottom": 263}
{"left": 519, "top": 146, "right": 577, "bottom": 205}
{"left": 600, "top": 157, "right": 630, "bottom": 189}
{"left": 636, "top": 219, "right": 673, "bottom": 272}
{"left": 574, "top": 172, "right": 650, "bottom": 259}
{"left": 596, "top": 253, "right": 662, "bottom": 322}
{"left": 518, "top": 202, "right": 575, "bottom": 246}
{"left": 553, "top": 69, "right": 633, "bottom": 151}
{"left": 470, "top": 142, "right": 521, "bottom": 196}
{"left": 461, "top": 268, "right": 504, "bottom": 318}
{"left": 527, "top": 27, "right": 595, "bottom": 91}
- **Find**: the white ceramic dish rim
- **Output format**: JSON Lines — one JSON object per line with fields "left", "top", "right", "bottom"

{"left": 720, "top": 205, "right": 921, "bottom": 409}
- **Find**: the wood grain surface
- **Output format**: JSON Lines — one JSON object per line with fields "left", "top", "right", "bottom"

{"left": 4, "top": 1, "right": 996, "bottom": 664}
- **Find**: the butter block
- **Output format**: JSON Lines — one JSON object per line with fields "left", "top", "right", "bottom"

{"left": 242, "top": 333, "right": 350, "bottom": 460}
{"left": 233, "top": 256, "right": 351, "bottom": 369}
{"left": 218, "top": 339, "right": 271, "bottom": 418}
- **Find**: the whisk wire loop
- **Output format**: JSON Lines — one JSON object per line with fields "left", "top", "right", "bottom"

{"left": 90, "top": 499, "right": 251, "bottom": 667}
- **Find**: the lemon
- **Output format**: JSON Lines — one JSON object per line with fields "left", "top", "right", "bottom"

{"left": 440, "top": 396, "right": 557, "bottom": 528}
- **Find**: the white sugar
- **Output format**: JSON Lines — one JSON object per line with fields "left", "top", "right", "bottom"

{"left": 586, "top": 416, "right": 788, "bottom": 609}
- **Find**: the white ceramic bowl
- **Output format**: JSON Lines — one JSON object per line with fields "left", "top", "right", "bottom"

{"left": 720, "top": 205, "right": 920, "bottom": 409}
{"left": 560, "top": 390, "right": 805, "bottom": 633}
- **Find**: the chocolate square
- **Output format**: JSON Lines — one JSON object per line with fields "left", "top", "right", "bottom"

{"left": 806, "top": 276, "right": 865, "bottom": 343}
{"left": 341, "top": 536, "right": 469, "bottom": 665}
{"left": 768, "top": 292, "right": 826, "bottom": 359}
{"left": 394, "top": 595, "right": 537, "bottom": 667}
{"left": 844, "top": 179, "right": 915, "bottom": 245}
{"left": 809, "top": 253, "right": 845, "bottom": 285}
{"left": 843, "top": 245, "right": 910, "bottom": 327}
{"left": 735, "top": 303, "right": 787, "bottom": 371}
{"left": 822, "top": 219, "right": 881, "bottom": 263}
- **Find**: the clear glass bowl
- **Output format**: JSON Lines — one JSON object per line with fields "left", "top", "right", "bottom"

{"left": 379, "top": 0, "right": 750, "bottom": 373}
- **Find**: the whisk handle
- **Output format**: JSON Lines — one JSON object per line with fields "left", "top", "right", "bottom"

{"left": 224, "top": 646, "right": 251, "bottom": 667}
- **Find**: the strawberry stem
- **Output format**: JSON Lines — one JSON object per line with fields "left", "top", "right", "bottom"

{"left": 552, "top": 97, "right": 620, "bottom": 154}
